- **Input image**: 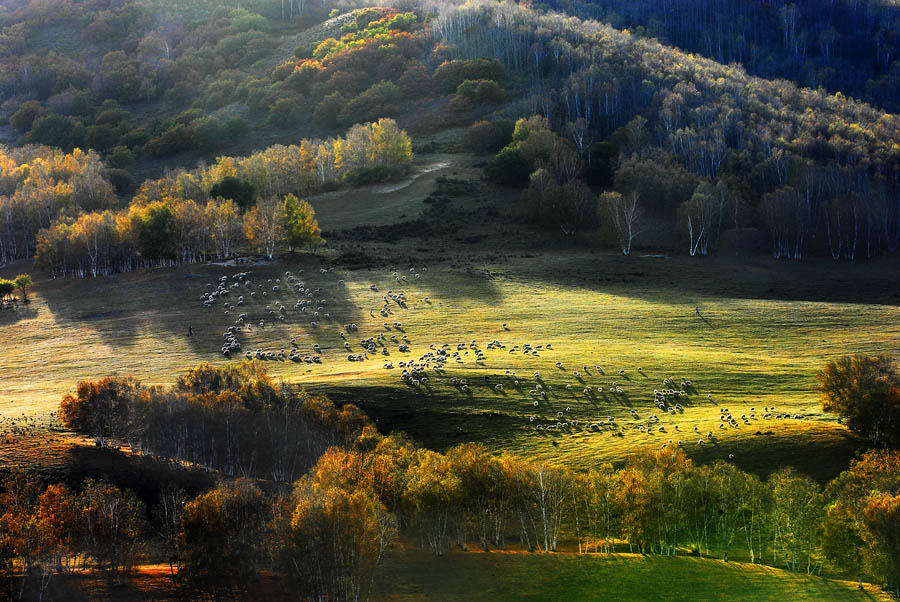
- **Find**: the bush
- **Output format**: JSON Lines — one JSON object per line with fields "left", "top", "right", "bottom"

{"left": 210, "top": 177, "right": 256, "bottom": 211}
{"left": 433, "top": 58, "right": 505, "bottom": 94}
{"left": 85, "top": 124, "right": 120, "bottom": 152}
{"left": 455, "top": 79, "right": 506, "bottom": 104}
{"left": 343, "top": 165, "right": 405, "bottom": 186}
{"left": 223, "top": 117, "right": 249, "bottom": 140}
{"left": 105, "top": 146, "right": 135, "bottom": 169}
{"left": 338, "top": 81, "right": 401, "bottom": 126}
{"left": 9, "top": 100, "right": 48, "bottom": 131}
{"left": 120, "top": 129, "right": 150, "bottom": 149}
{"left": 27, "top": 114, "right": 85, "bottom": 151}
{"left": 485, "top": 147, "right": 532, "bottom": 187}
{"left": 462, "top": 120, "right": 512, "bottom": 153}
{"left": 313, "top": 93, "right": 346, "bottom": 129}
{"left": 231, "top": 11, "right": 268, "bottom": 33}
{"left": 267, "top": 98, "right": 302, "bottom": 127}
{"left": 145, "top": 123, "right": 194, "bottom": 157}
{"left": 191, "top": 118, "right": 225, "bottom": 152}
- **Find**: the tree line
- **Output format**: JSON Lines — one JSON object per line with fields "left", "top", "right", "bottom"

{"left": 14, "top": 118, "right": 411, "bottom": 277}
{"left": 537, "top": 0, "right": 900, "bottom": 114}
{"left": 439, "top": 0, "right": 900, "bottom": 260}
{"left": 42, "top": 358, "right": 900, "bottom": 599}
{"left": 58, "top": 362, "right": 371, "bottom": 483}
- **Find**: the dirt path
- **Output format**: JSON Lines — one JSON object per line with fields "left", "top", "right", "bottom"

{"left": 307, "top": 153, "right": 476, "bottom": 230}
{"left": 375, "top": 161, "right": 451, "bottom": 193}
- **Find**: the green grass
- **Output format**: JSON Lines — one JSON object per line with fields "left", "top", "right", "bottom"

{"left": 1, "top": 246, "right": 894, "bottom": 481}
{"left": 373, "top": 551, "right": 892, "bottom": 601}
{"left": 1, "top": 152, "right": 897, "bottom": 481}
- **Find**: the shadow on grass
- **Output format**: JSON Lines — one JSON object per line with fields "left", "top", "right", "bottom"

{"left": 0, "top": 304, "right": 38, "bottom": 325}
{"left": 59, "top": 445, "right": 217, "bottom": 505}
{"left": 38, "top": 255, "right": 366, "bottom": 354}
{"left": 514, "top": 247, "right": 900, "bottom": 307}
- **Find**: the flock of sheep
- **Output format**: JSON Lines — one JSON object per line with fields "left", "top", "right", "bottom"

{"left": 198, "top": 263, "right": 806, "bottom": 456}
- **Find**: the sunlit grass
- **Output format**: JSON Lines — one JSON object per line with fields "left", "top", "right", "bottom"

{"left": 373, "top": 550, "right": 892, "bottom": 602}
{"left": 2, "top": 245, "right": 894, "bottom": 480}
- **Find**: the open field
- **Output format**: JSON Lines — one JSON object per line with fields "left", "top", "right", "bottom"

{"left": 2, "top": 242, "right": 896, "bottom": 481}
{"left": 35, "top": 551, "right": 892, "bottom": 601}
{"left": 373, "top": 551, "right": 892, "bottom": 602}
{"left": 2, "top": 150, "right": 899, "bottom": 481}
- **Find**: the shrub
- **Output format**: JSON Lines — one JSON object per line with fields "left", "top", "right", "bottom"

{"left": 455, "top": 79, "right": 506, "bottom": 104}
{"left": 313, "top": 92, "right": 346, "bottom": 129}
{"left": 105, "top": 146, "right": 135, "bottom": 169}
{"left": 145, "top": 123, "right": 194, "bottom": 157}
{"left": 338, "top": 81, "right": 401, "bottom": 126}
{"left": 485, "top": 147, "right": 532, "bottom": 187}
{"left": 9, "top": 100, "right": 48, "bottom": 131}
{"left": 223, "top": 117, "right": 249, "bottom": 140}
{"left": 462, "top": 121, "right": 512, "bottom": 153}
{"left": 433, "top": 58, "right": 505, "bottom": 94}
{"left": 27, "top": 115, "right": 85, "bottom": 151}
{"left": 267, "top": 98, "right": 302, "bottom": 128}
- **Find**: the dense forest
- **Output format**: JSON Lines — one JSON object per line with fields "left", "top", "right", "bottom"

{"left": 1, "top": 0, "right": 898, "bottom": 264}
{"left": 537, "top": 0, "right": 900, "bottom": 113}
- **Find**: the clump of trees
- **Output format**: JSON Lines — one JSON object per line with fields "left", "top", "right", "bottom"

{"left": 536, "top": 0, "right": 900, "bottom": 114}
{"left": 0, "top": 469, "right": 147, "bottom": 599}
{"left": 59, "top": 362, "right": 370, "bottom": 482}
{"left": 819, "top": 354, "right": 900, "bottom": 448}
{"left": 0, "top": 274, "right": 32, "bottom": 307}
{"left": 48, "top": 357, "right": 900, "bottom": 597}
{"left": 29, "top": 119, "right": 412, "bottom": 276}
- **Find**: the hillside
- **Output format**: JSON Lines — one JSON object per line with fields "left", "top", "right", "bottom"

{"left": 536, "top": 0, "right": 900, "bottom": 113}
{"left": 1, "top": 1, "right": 900, "bottom": 600}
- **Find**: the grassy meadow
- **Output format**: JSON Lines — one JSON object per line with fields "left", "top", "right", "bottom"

{"left": 1, "top": 150, "right": 898, "bottom": 482}
{"left": 373, "top": 551, "right": 892, "bottom": 602}
{"left": 2, "top": 226, "right": 897, "bottom": 481}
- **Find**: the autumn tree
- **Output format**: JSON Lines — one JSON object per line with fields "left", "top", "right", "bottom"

{"left": 59, "top": 377, "right": 141, "bottom": 446}
{"left": 282, "top": 478, "right": 396, "bottom": 601}
{"left": 205, "top": 198, "right": 242, "bottom": 259}
{"left": 403, "top": 449, "right": 462, "bottom": 556}
{"left": 818, "top": 355, "right": 900, "bottom": 448}
{"left": 178, "top": 479, "right": 269, "bottom": 597}
{"left": 861, "top": 494, "right": 900, "bottom": 596}
{"left": 244, "top": 196, "right": 284, "bottom": 259}
{"left": 79, "top": 479, "right": 146, "bottom": 582}
{"left": 282, "top": 194, "right": 323, "bottom": 252}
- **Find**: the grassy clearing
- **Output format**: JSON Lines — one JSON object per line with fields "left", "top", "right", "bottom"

{"left": 1, "top": 245, "right": 894, "bottom": 481}
{"left": 1, "top": 151, "right": 897, "bottom": 480}
{"left": 373, "top": 550, "right": 891, "bottom": 602}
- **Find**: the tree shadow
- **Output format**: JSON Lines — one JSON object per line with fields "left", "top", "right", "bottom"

{"left": 511, "top": 245, "right": 900, "bottom": 307}
{"left": 0, "top": 304, "right": 38, "bottom": 325}
{"left": 38, "top": 256, "right": 366, "bottom": 357}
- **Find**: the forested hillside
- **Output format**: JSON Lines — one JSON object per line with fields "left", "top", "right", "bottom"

{"left": 436, "top": 0, "right": 900, "bottom": 260}
{"left": 537, "top": 0, "right": 900, "bottom": 113}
